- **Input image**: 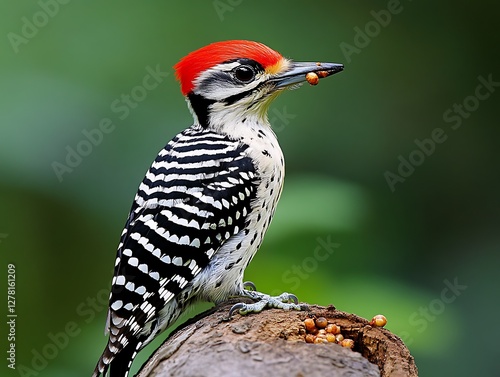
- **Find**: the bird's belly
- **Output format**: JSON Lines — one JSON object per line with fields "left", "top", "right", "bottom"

{"left": 191, "top": 162, "right": 284, "bottom": 303}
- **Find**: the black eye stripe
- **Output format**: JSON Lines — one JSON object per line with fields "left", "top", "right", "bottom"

{"left": 195, "top": 58, "right": 267, "bottom": 107}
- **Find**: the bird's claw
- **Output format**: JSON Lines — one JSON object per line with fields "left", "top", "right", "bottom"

{"left": 229, "top": 302, "right": 247, "bottom": 317}
{"left": 243, "top": 281, "right": 257, "bottom": 291}
{"left": 287, "top": 293, "right": 299, "bottom": 304}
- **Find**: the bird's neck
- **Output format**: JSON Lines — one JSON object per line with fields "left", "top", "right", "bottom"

{"left": 186, "top": 92, "right": 276, "bottom": 133}
{"left": 185, "top": 94, "right": 283, "bottom": 170}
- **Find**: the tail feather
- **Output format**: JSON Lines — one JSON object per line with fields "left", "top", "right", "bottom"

{"left": 109, "top": 343, "right": 139, "bottom": 377}
{"left": 92, "top": 339, "right": 140, "bottom": 377}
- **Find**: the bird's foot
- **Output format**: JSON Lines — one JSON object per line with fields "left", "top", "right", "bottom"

{"left": 229, "top": 288, "right": 306, "bottom": 316}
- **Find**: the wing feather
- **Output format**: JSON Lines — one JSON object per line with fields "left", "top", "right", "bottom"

{"left": 105, "top": 126, "right": 258, "bottom": 347}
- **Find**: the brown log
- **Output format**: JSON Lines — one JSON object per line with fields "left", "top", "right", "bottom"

{"left": 137, "top": 299, "right": 418, "bottom": 377}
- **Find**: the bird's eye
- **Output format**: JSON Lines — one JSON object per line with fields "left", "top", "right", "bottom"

{"left": 234, "top": 65, "right": 255, "bottom": 83}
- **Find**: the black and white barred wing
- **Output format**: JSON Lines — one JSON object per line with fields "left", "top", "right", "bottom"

{"left": 102, "top": 127, "right": 258, "bottom": 366}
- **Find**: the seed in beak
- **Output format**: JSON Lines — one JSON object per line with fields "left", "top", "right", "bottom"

{"left": 306, "top": 72, "right": 319, "bottom": 85}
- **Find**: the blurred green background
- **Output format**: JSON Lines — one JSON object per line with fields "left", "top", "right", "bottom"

{"left": 1, "top": 1, "right": 499, "bottom": 376}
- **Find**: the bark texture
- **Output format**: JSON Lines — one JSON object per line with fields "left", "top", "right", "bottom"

{"left": 137, "top": 300, "right": 418, "bottom": 377}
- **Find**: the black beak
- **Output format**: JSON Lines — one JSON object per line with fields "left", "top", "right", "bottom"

{"left": 271, "top": 62, "right": 344, "bottom": 89}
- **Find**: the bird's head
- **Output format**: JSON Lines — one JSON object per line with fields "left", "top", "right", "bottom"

{"left": 174, "top": 40, "right": 343, "bottom": 130}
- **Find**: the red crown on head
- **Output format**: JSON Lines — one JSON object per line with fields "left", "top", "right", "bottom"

{"left": 174, "top": 40, "right": 283, "bottom": 96}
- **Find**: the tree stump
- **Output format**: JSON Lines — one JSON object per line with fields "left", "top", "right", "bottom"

{"left": 137, "top": 300, "right": 418, "bottom": 377}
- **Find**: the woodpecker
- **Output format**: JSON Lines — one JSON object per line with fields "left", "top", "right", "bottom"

{"left": 92, "top": 40, "right": 343, "bottom": 377}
